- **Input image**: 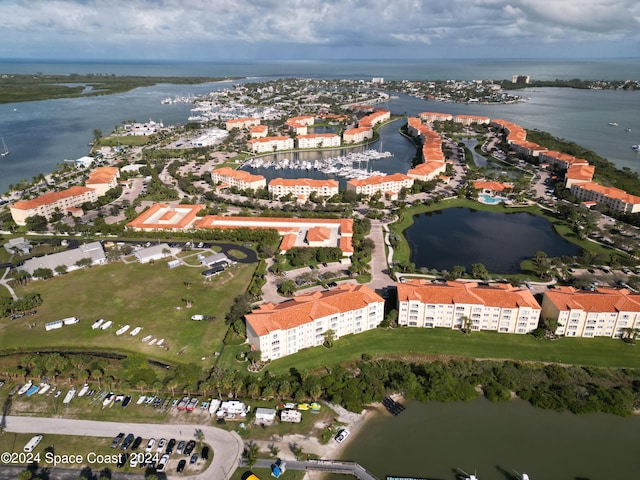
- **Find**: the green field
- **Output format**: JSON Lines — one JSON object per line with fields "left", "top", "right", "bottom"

{"left": 3, "top": 260, "right": 257, "bottom": 364}
{"left": 260, "top": 327, "right": 640, "bottom": 374}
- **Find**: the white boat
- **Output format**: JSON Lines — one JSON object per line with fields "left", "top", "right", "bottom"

{"left": 141, "top": 335, "right": 152, "bottom": 343}
{"left": 209, "top": 399, "right": 220, "bottom": 415}
{"left": 136, "top": 395, "right": 146, "bottom": 405}
{"left": 115, "top": 325, "right": 130, "bottom": 335}
{"left": 100, "top": 320, "right": 113, "bottom": 330}
{"left": 148, "top": 338, "right": 157, "bottom": 346}
{"left": 0, "top": 138, "right": 9, "bottom": 157}
{"left": 38, "top": 383, "right": 50, "bottom": 395}
{"left": 77, "top": 384, "right": 90, "bottom": 397}
{"left": 91, "top": 319, "right": 104, "bottom": 330}
{"left": 129, "top": 326, "right": 142, "bottom": 336}
{"left": 632, "top": 145, "right": 640, "bottom": 152}
{"left": 608, "top": 122, "right": 618, "bottom": 126}
{"left": 156, "top": 338, "right": 164, "bottom": 347}
{"left": 63, "top": 388, "right": 76, "bottom": 405}
{"left": 18, "top": 381, "right": 32, "bottom": 395}
{"left": 102, "top": 392, "right": 115, "bottom": 406}
{"left": 334, "top": 428, "right": 350, "bottom": 444}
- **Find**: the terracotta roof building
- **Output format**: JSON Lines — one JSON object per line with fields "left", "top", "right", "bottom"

{"left": 346, "top": 173, "right": 414, "bottom": 197}
{"left": 397, "top": 280, "right": 541, "bottom": 334}
{"left": 126, "top": 204, "right": 205, "bottom": 231}
{"left": 343, "top": 127, "right": 373, "bottom": 144}
{"left": 296, "top": 133, "right": 341, "bottom": 149}
{"left": 247, "top": 136, "right": 294, "bottom": 153}
{"left": 195, "top": 216, "right": 353, "bottom": 256}
{"left": 565, "top": 164, "right": 596, "bottom": 188}
{"left": 211, "top": 167, "right": 266, "bottom": 191}
{"left": 225, "top": 117, "right": 260, "bottom": 130}
{"left": 246, "top": 284, "right": 385, "bottom": 360}
{"left": 569, "top": 181, "right": 640, "bottom": 214}
{"left": 473, "top": 180, "right": 514, "bottom": 193}
{"left": 541, "top": 286, "right": 640, "bottom": 338}
{"left": 85, "top": 167, "right": 120, "bottom": 196}
{"left": 10, "top": 186, "right": 98, "bottom": 226}
{"left": 268, "top": 178, "right": 339, "bottom": 201}
{"left": 249, "top": 125, "right": 268, "bottom": 138}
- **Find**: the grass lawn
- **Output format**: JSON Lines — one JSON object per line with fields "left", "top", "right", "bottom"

{"left": 262, "top": 327, "right": 640, "bottom": 374}
{"left": 3, "top": 260, "right": 256, "bottom": 365}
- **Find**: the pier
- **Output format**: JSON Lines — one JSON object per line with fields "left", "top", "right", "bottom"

{"left": 253, "top": 458, "right": 380, "bottom": 480}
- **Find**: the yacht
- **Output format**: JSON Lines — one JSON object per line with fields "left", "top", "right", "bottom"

{"left": 608, "top": 122, "right": 619, "bottom": 126}
{"left": 632, "top": 145, "right": 640, "bottom": 152}
{"left": 0, "top": 138, "right": 8, "bottom": 157}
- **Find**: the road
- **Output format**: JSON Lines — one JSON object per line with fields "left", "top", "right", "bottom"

{"left": 1, "top": 416, "right": 243, "bottom": 480}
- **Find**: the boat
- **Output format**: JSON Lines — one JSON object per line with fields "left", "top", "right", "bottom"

{"left": 129, "top": 326, "right": 142, "bottom": 336}
{"left": 91, "top": 319, "right": 104, "bottom": 330}
{"left": 18, "top": 381, "right": 33, "bottom": 395}
{"left": 209, "top": 399, "right": 221, "bottom": 415}
{"left": 186, "top": 397, "right": 198, "bottom": 411}
{"left": 632, "top": 145, "right": 640, "bottom": 152}
{"left": 513, "top": 472, "right": 530, "bottom": 480}
{"left": 297, "top": 403, "right": 310, "bottom": 411}
{"left": 100, "top": 320, "right": 113, "bottom": 330}
{"left": 122, "top": 395, "right": 131, "bottom": 407}
{"left": 310, "top": 402, "right": 321, "bottom": 410}
{"left": 78, "top": 383, "right": 90, "bottom": 397}
{"left": 38, "top": 383, "right": 50, "bottom": 395}
{"left": 334, "top": 428, "right": 350, "bottom": 444}
{"left": 26, "top": 385, "right": 40, "bottom": 397}
{"left": 177, "top": 396, "right": 190, "bottom": 411}
{"left": 63, "top": 388, "right": 76, "bottom": 405}
{"left": 608, "top": 122, "right": 618, "bottom": 126}
{"left": 0, "top": 138, "right": 9, "bottom": 157}
{"left": 102, "top": 392, "right": 115, "bottom": 406}
{"left": 136, "top": 395, "right": 146, "bottom": 405}
{"left": 456, "top": 468, "right": 479, "bottom": 480}
{"left": 115, "top": 325, "right": 130, "bottom": 335}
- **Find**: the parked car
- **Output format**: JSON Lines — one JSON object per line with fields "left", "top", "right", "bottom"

{"left": 117, "top": 453, "right": 128, "bottom": 468}
{"left": 166, "top": 438, "right": 176, "bottom": 454}
{"left": 189, "top": 453, "right": 198, "bottom": 465}
{"left": 145, "top": 438, "right": 156, "bottom": 452}
{"left": 201, "top": 446, "right": 210, "bottom": 460}
{"left": 157, "top": 454, "right": 170, "bottom": 472}
{"left": 111, "top": 433, "right": 125, "bottom": 449}
{"left": 156, "top": 438, "right": 166, "bottom": 452}
{"left": 177, "top": 459, "right": 186, "bottom": 473}
{"left": 131, "top": 436, "right": 142, "bottom": 450}
{"left": 184, "top": 440, "right": 196, "bottom": 456}
{"left": 176, "top": 440, "right": 186, "bottom": 455}
{"left": 121, "top": 433, "right": 134, "bottom": 450}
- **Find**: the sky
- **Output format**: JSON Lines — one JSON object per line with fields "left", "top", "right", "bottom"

{"left": 1, "top": 0, "right": 639, "bottom": 61}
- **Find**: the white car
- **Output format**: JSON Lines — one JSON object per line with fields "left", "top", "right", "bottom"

{"left": 334, "top": 429, "right": 350, "bottom": 444}
{"left": 157, "top": 454, "right": 170, "bottom": 472}
{"left": 156, "top": 438, "right": 167, "bottom": 452}
{"left": 145, "top": 438, "right": 156, "bottom": 452}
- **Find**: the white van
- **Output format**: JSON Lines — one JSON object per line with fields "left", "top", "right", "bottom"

{"left": 24, "top": 435, "right": 43, "bottom": 452}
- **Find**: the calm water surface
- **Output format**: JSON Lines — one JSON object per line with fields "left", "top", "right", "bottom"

{"left": 404, "top": 208, "right": 580, "bottom": 273}
{"left": 330, "top": 398, "right": 640, "bottom": 480}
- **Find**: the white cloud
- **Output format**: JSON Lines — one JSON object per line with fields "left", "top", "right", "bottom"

{"left": 0, "top": 0, "right": 638, "bottom": 59}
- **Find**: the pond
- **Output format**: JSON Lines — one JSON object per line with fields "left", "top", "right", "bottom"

{"left": 404, "top": 207, "right": 581, "bottom": 274}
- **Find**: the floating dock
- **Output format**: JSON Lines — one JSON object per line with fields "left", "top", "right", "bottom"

{"left": 382, "top": 396, "right": 406, "bottom": 415}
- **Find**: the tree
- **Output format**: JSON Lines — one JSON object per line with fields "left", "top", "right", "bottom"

{"left": 245, "top": 442, "right": 259, "bottom": 467}
{"left": 33, "top": 268, "right": 54, "bottom": 280}
{"left": 460, "top": 316, "right": 473, "bottom": 335}
{"left": 246, "top": 349, "right": 262, "bottom": 367}
{"left": 323, "top": 329, "right": 336, "bottom": 348}
{"left": 622, "top": 327, "right": 640, "bottom": 345}
{"left": 55, "top": 265, "right": 68, "bottom": 275}
{"left": 278, "top": 279, "right": 296, "bottom": 296}
{"left": 25, "top": 215, "right": 48, "bottom": 232}
{"left": 471, "top": 263, "right": 489, "bottom": 280}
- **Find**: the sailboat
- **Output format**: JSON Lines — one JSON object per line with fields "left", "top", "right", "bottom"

{"left": 0, "top": 138, "right": 8, "bottom": 157}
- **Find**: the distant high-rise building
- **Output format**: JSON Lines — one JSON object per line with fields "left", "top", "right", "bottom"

{"left": 512, "top": 75, "right": 531, "bottom": 84}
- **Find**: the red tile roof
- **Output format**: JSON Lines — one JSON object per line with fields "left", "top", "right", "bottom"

{"left": 12, "top": 186, "right": 96, "bottom": 210}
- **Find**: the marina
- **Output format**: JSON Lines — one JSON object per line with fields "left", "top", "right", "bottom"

{"left": 243, "top": 148, "right": 393, "bottom": 180}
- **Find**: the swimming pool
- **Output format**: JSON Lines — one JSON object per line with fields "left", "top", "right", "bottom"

{"left": 478, "top": 193, "right": 508, "bottom": 204}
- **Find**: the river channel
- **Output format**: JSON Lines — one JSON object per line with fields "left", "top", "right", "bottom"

{"left": 328, "top": 397, "right": 640, "bottom": 480}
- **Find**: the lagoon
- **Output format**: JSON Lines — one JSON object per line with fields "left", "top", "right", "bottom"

{"left": 332, "top": 397, "right": 640, "bottom": 480}
{"left": 404, "top": 208, "right": 580, "bottom": 274}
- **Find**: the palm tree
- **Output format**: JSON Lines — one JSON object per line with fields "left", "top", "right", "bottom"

{"left": 622, "top": 327, "right": 640, "bottom": 345}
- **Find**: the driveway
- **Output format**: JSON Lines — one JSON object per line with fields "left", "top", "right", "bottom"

{"left": 1, "top": 416, "right": 243, "bottom": 480}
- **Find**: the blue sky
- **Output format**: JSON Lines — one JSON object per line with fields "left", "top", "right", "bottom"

{"left": 2, "top": 0, "right": 639, "bottom": 61}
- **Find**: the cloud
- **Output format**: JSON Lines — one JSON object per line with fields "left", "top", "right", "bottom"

{"left": 0, "top": 0, "right": 638, "bottom": 59}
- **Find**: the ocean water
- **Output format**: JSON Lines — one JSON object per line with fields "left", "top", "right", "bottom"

{"left": 0, "top": 59, "right": 639, "bottom": 193}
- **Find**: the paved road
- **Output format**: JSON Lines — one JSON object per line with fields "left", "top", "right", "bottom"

{"left": 2, "top": 416, "right": 243, "bottom": 480}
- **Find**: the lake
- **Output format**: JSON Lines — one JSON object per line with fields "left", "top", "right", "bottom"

{"left": 404, "top": 208, "right": 581, "bottom": 274}
{"left": 331, "top": 397, "right": 640, "bottom": 480}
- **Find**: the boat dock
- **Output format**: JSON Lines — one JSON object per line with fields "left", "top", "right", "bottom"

{"left": 382, "top": 396, "right": 406, "bottom": 415}
{"left": 252, "top": 458, "right": 380, "bottom": 480}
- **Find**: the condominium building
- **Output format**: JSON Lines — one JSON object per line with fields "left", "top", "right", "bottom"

{"left": 250, "top": 125, "right": 268, "bottom": 138}
{"left": 10, "top": 186, "right": 98, "bottom": 226}
{"left": 247, "top": 136, "right": 294, "bottom": 153}
{"left": 296, "top": 133, "right": 341, "bottom": 149}
{"left": 419, "top": 112, "right": 453, "bottom": 123}
{"left": 406, "top": 117, "right": 446, "bottom": 181}
{"left": 211, "top": 167, "right": 266, "bottom": 190}
{"left": 343, "top": 127, "right": 373, "bottom": 144}
{"left": 359, "top": 109, "right": 390, "bottom": 128}
{"left": 126, "top": 204, "right": 205, "bottom": 231}
{"left": 538, "top": 150, "right": 589, "bottom": 170}
{"left": 541, "top": 286, "right": 640, "bottom": 338}
{"left": 570, "top": 181, "right": 640, "bottom": 214}
{"left": 225, "top": 117, "right": 261, "bottom": 130}
{"left": 268, "top": 178, "right": 339, "bottom": 201}
{"left": 565, "top": 164, "right": 596, "bottom": 188}
{"left": 346, "top": 173, "right": 414, "bottom": 197}
{"left": 84, "top": 167, "right": 120, "bottom": 196}
{"left": 396, "top": 280, "right": 541, "bottom": 334}
{"left": 245, "top": 285, "right": 385, "bottom": 360}
{"left": 453, "top": 115, "right": 490, "bottom": 126}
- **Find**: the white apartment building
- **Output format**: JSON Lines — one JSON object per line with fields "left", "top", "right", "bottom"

{"left": 268, "top": 178, "right": 339, "bottom": 201}
{"left": 343, "top": 127, "right": 373, "bottom": 144}
{"left": 10, "top": 186, "right": 98, "bottom": 226}
{"left": 541, "top": 286, "right": 640, "bottom": 338}
{"left": 346, "top": 173, "right": 414, "bottom": 197}
{"left": 211, "top": 167, "right": 266, "bottom": 190}
{"left": 247, "top": 136, "right": 294, "bottom": 153}
{"left": 296, "top": 133, "right": 341, "bottom": 149}
{"left": 225, "top": 117, "right": 261, "bottom": 130}
{"left": 570, "top": 182, "right": 640, "bottom": 214}
{"left": 396, "top": 280, "right": 541, "bottom": 334}
{"left": 246, "top": 285, "right": 385, "bottom": 361}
